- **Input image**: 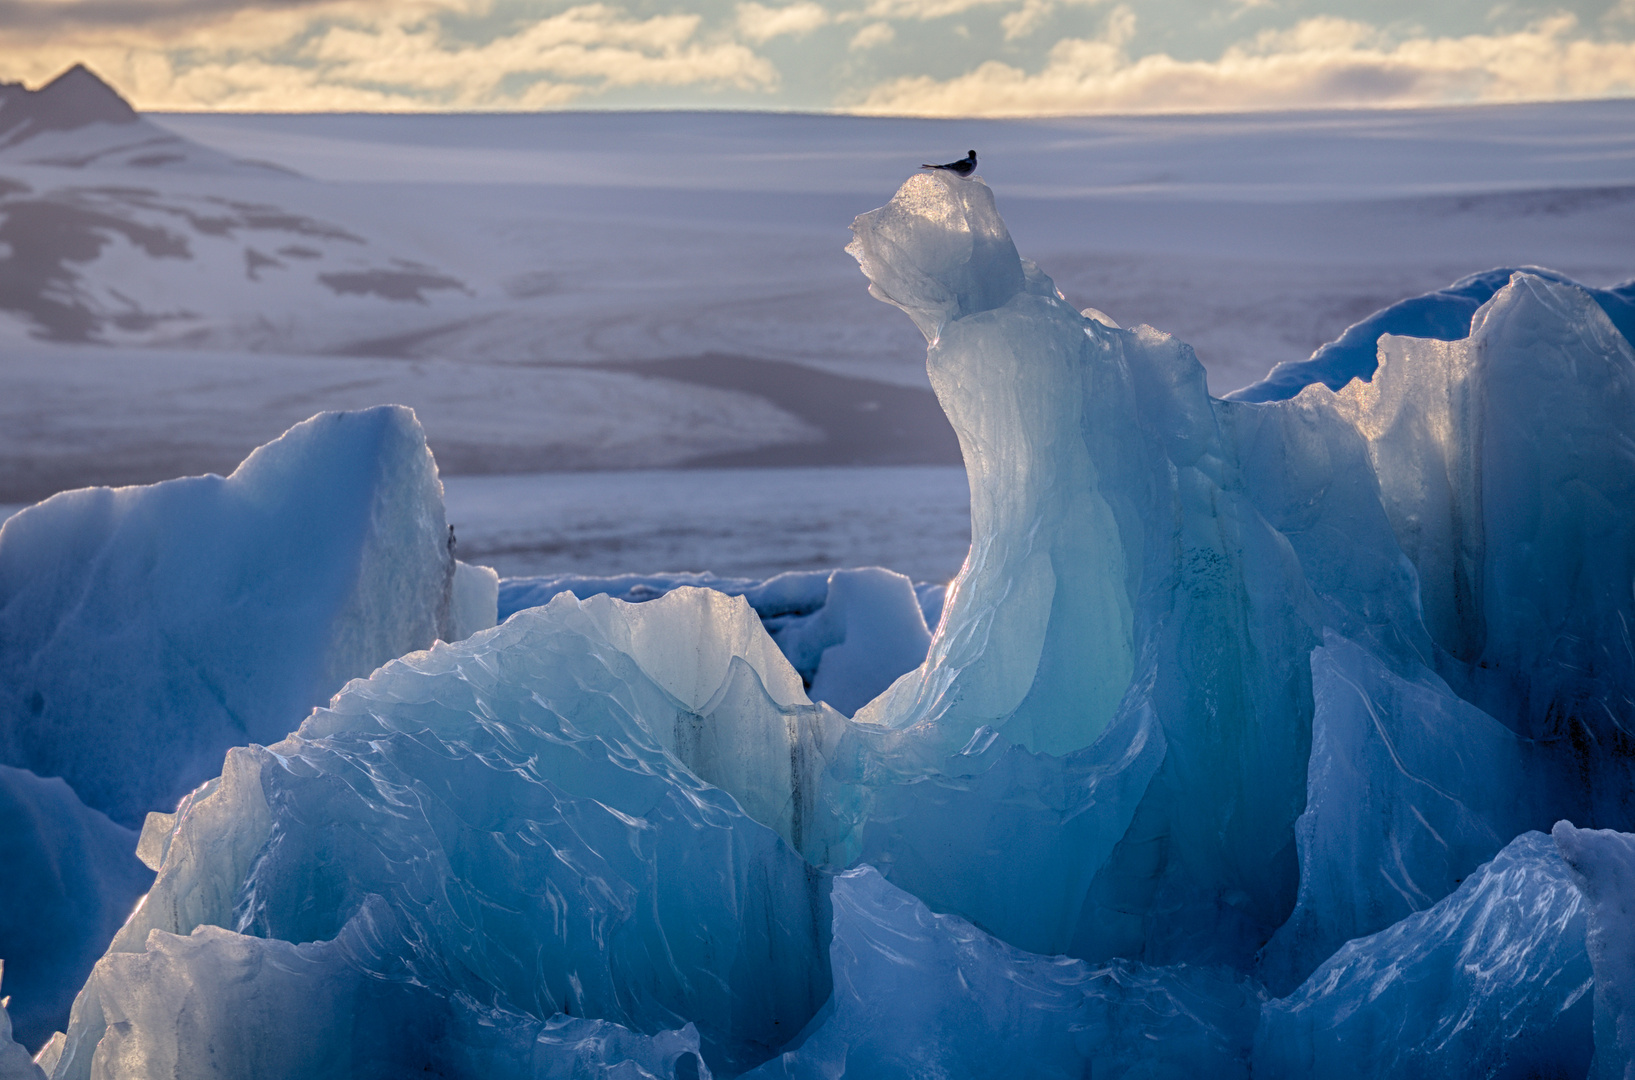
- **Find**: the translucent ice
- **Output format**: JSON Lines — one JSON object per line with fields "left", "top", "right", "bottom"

{"left": 846, "top": 172, "right": 1635, "bottom": 973}
{"left": 746, "top": 866, "right": 1262, "bottom": 1080}
{"left": 54, "top": 589, "right": 832, "bottom": 1077}
{"left": 0, "top": 766, "right": 152, "bottom": 1051}
{"left": 1255, "top": 832, "right": 1594, "bottom": 1079}
{"left": 63, "top": 910, "right": 712, "bottom": 1080}
{"left": 500, "top": 568, "right": 935, "bottom": 718}
{"left": 0, "top": 964, "right": 45, "bottom": 1080}
{"left": 1259, "top": 633, "right": 1567, "bottom": 992}
{"left": 851, "top": 172, "right": 1322, "bottom": 965}
{"left": 0, "top": 405, "right": 495, "bottom": 826}
{"left": 32, "top": 171, "right": 1635, "bottom": 1078}
{"left": 1556, "top": 822, "right": 1635, "bottom": 1080}
{"left": 1228, "top": 267, "right": 1635, "bottom": 403}
{"left": 1325, "top": 273, "right": 1635, "bottom": 746}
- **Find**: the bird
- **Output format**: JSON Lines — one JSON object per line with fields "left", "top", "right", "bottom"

{"left": 922, "top": 150, "right": 977, "bottom": 177}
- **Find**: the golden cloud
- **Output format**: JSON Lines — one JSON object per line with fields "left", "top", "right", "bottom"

{"left": 736, "top": 1, "right": 830, "bottom": 44}
{"left": 855, "top": 11, "right": 1635, "bottom": 115}
{"left": 0, "top": 0, "right": 776, "bottom": 109}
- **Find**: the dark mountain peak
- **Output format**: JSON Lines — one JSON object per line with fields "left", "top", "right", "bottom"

{"left": 0, "top": 64, "right": 139, "bottom": 148}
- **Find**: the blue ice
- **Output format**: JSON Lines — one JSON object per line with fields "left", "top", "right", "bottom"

{"left": 14, "top": 171, "right": 1635, "bottom": 1078}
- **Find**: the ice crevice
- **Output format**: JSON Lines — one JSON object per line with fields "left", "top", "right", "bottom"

{"left": 7, "top": 169, "right": 1635, "bottom": 1077}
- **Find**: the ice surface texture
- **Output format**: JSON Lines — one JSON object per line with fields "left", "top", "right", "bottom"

{"left": 0, "top": 405, "right": 477, "bottom": 827}
{"left": 1257, "top": 831, "right": 1595, "bottom": 1079}
{"left": 747, "top": 866, "right": 1262, "bottom": 1080}
{"left": 850, "top": 171, "right": 1321, "bottom": 964}
{"left": 0, "top": 767, "right": 151, "bottom": 1052}
{"left": 54, "top": 588, "right": 832, "bottom": 1078}
{"left": 37, "top": 171, "right": 1635, "bottom": 1077}
{"left": 501, "top": 568, "right": 937, "bottom": 717}
{"left": 1228, "top": 266, "right": 1635, "bottom": 403}
{"left": 0, "top": 405, "right": 497, "bottom": 1049}
{"left": 0, "top": 965, "right": 46, "bottom": 1080}
{"left": 845, "top": 171, "right": 1635, "bottom": 966}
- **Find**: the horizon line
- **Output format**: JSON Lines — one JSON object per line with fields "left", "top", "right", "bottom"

{"left": 143, "top": 93, "right": 1635, "bottom": 122}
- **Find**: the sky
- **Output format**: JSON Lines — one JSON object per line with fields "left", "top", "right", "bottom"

{"left": 2, "top": 0, "right": 1634, "bottom": 115}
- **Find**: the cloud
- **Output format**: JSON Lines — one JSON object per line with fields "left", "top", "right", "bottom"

{"left": 861, "top": 0, "right": 1008, "bottom": 23}
{"left": 849, "top": 20, "right": 894, "bottom": 49}
{"left": 1000, "top": 0, "right": 1102, "bottom": 41}
{"left": 0, "top": 0, "right": 778, "bottom": 108}
{"left": 3, "top": 0, "right": 1633, "bottom": 114}
{"left": 854, "top": 10, "right": 1635, "bottom": 115}
{"left": 1000, "top": 0, "right": 1051, "bottom": 40}
{"left": 0, "top": 0, "right": 343, "bottom": 31}
{"left": 307, "top": 5, "right": 776, "bottom": 98}
{"left": 736, "top": 1, "right": 829, "bottom": 43}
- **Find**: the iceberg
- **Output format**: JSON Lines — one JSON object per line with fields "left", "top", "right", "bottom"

{"left": 1258, "top": 633, "right": 1568, "bottom": 992}
{"left": 52, "top": 590, "right": 832, "bottom": 1078}
{"left": 0, "top": 767, "right": 152, "bottom": 1052}
{"left": 1228, "top": 266, "right": 1635, "bottom": 404}
{"left": 844, "top": 171, "right": 1635, "bottom": 972}
{"left": 0, "top": 404, "right": 495, "bottom": 828}
{"left": 0, "top": 965, "right": 45, "bottom": 1080}
{"left": 500, "top": 568, "right": 937, "bottom": 717}
{"left": 849, "top": 172, "right": 1323, "bottom": 965}
{"left": 0, "top": 405, "right": 498, "bottom": 1047}
{"left": 57, "top": 907, "right": 713, "bottom": 1080}
{"left": 1256, "top": 831, "right": 1595, "bottom": 1080}
{"left": 23, "top": 169, "right": 1635, "bottom": 1078}
{"left": 1556, "top": 822, "right": 1635, "bottom": 1080}
{"left": 1324, "top": 274, "right": 1635, "bottom": 748}
{"left": 746, "top": 866, "right": 1262, "bottom": 1080}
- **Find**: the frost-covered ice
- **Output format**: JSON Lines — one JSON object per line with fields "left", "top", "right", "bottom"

{"left": 17, "top": 166, "right": 1635, "bottom": 1077}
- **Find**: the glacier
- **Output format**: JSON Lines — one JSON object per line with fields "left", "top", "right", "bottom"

{"left": 8, "top": 169, "right": 1635, "bottom": 1077}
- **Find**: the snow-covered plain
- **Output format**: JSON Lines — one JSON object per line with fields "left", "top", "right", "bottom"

{"left": 440, "top": 466, "right": 971, "bottom": 581}
{"left": 3, "top": 84, "right": 1630, "bottom": 573}
{"left": 2, "top": 87, "right": 1632, "bottom": 510}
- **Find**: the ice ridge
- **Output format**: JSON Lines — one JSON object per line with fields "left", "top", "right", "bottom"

{"left": 1227, "top": 266, "right": 1635, "bottom": 403}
